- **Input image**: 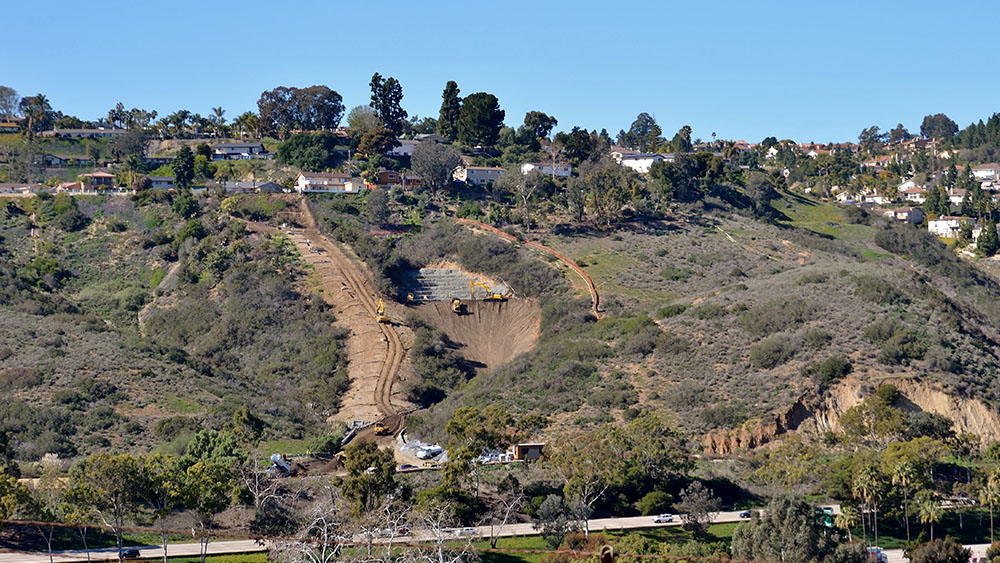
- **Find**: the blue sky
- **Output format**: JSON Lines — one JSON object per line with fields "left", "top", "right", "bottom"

{"left": 5, "top": 1, "right": 998, "bottom": 143}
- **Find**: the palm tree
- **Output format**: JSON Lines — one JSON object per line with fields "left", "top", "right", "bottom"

{"left": 835, "top": 505, "right": 857, "bottom": 542}
{"left": 853, "top": 465, "right": 884, "bottom": 547}
{"left": 211, "top": 107, "right": 226, "bottom": 138}
{"left": 917, "top": 492, "right": 941, "bottom": 541}
{"left": 21, "top": 94, "right": 51, "bottom": 139}
{"left": 245, "top": 160, "right": 264, "bottom": 191}
{"left": 981, "top": 470, "right": 1000, "bottom": 544}
{"left": 891, "top": 460, "right": 916, "bottom": 542}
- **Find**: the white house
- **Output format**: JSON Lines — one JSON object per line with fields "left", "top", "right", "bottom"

{"left": 896, "top": 179, "right": 917, "bottom": 192}
{"left": 295, "top": 172, "right": 356, "bottom": 193}
{"left": 862, "top": 192, "right": 888, "bottom": 205}
{"left": 928, "top": 216, "right": 969, "bottom": 238}
{"left": 148, "top": 176, "right": 176, "bottom": 190}
{"left": 948, "top": 188, "right": 967, "bottom": 206}
{"left": 971, "top": 163, "right": 1000, "bottom": 181}
{"left": 618, "top": 154, "right": 664, "bottom": 174}
{"left": 902, "top": 187, "right": 927, "bottom": 203}
{"left": 521, "top": 162, "right": 572, "bottom": 177}
{"left": 213, "top": 142, "right": 269, "bottom": 160}
{"left": 453, "top": 166, "right": 504, "bottom": 186}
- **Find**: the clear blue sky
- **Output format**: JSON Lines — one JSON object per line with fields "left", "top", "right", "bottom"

{"left": 6, "top": 1, "right": 998, "bottom": 143}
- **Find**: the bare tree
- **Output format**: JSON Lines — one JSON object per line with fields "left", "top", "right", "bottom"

{"left": 484, "top": 475, "right": 524, "bottom": 549}
{"left": 271, "top": 488, "right": 350, "bottom": 563}
{"left": 407, "top": 502, "right": 476, "bottom": 563}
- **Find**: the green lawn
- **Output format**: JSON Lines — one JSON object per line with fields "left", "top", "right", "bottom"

{"left": 774, "top": 192, "right": 872, "bottom": 243}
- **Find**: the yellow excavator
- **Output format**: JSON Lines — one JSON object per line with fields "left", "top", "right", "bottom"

{"left": 376, "top": 298, "right": 390, "bottom": 323}
{"left": 470, "top": 281, "right": 505, "bottom": 301}
{"left": 451, "top": 297, "right": 463, "bottom": 314}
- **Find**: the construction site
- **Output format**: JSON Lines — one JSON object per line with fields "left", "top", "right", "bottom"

{"left": 246, "top": 197, "right": 548, "bottom": 475}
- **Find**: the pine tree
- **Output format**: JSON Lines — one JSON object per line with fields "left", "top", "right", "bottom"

{"left": 923, "top": 185, "right": 941, "bottom": 216}
{"left": 436, "top": 81, "right": 462, "bottom": 141}
{"left": 978, "top": 220, "right": 999, "bottom": 256}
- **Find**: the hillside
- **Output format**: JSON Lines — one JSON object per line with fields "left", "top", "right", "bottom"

{"left": 0, "top": 193, "right": 348, "bottom": 460}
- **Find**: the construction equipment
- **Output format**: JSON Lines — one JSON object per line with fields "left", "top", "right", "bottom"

{"left": 451, "top": 298, "right": 463, "bottom": 314}
{"left": 376, "top": 298, "right": 390, "bottom": 323}
{"left": 374, "top": 423, "right": 391, "bottom": 436}
{"left": 470, "top": 281, "right": 505, "bottom": 301}
{"left": 269, "top": 453, "right": 292, "bottom": 477}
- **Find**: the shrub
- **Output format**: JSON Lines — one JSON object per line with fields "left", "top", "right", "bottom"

{"left": 690, "top": 304, "right": 727, "bottom": 320}
{"left": 656, "top": 304, "right": 688, "bottom": 319}
{"left": 804, "top": 327, "right": 832, "bottom": 349}
{"left": 0, "top": 367, "right": 42, "bottom": 388}
{"left": 796, "top": 272, "right": 829, "bottom": 285}
{"left": 661, "top": 266, "right": 692, "bottom": 281}
{"left": 803, "top": 355, "right": 852, "bottom": 387}
{"left": 854, "top": 275, "right": 908, "bottom": 305}
{"left": 738, "top": 297, "right": 817, "bottom": 337}
{"left": 749, "top": 335, "right": 795, "bottom": 369}
{"left": 637, "top": 491, "right": 673, "bottom": 515}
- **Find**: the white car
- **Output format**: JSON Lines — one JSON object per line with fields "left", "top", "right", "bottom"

{"left": 653, "top": 514, "right": 673, "bottom": 523}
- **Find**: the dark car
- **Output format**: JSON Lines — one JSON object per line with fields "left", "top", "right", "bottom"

{"left": 739, "top": 510, "right": 751, "bottom": 518}
{"left": 122, "top": 548, "right": 141, "bottom": 559}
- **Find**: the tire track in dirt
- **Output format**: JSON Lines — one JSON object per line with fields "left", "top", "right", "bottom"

{"left": 455, "top": 218, "right": 601, "bottom": 319}
{"left": 246, "top": 198, "right": 406, "bottom": 430}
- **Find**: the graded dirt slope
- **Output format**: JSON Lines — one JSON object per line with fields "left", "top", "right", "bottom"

{"left": 246, "top": 198, "right": 406, "bottom": 429}
{"left": 412, "top": 299, "right": 541, "bottom": 373}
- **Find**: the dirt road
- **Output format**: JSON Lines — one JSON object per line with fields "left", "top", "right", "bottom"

{"left": 246, "top": 198, "right": 406, "bottom": 429}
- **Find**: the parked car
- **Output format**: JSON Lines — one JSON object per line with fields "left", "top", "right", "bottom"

{"left": 652, "top": 514, "right": 673, "bottom": 523}
{"left": 398, "top": 464, "right": 418, "bottom": 471}
{"left": 122, "top": 548, "right": 141, "bottom": 559}
{"left": 739, "top": 510, "right": 751, "bottom": 518}
{"left": 459, "top": 527, "right": 478, "bottom": 536}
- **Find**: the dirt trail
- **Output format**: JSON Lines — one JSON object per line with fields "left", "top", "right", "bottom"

{"left": 455, "top": 218, "right": 600, "bottom": 318}
{"left": 246, "top": 198, "right": 406, "bottom": 430}
{"left": 412, "top": 299, "right": 541, "bottom": 373}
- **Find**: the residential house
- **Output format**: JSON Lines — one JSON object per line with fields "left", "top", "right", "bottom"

{"left": 948, "top": 188, "right": 967, "bottom": 206}
{"left": 928, "top": 216, "right": 971, "bottom": 238}
{"left": 861, "top": 192, "right": 888, "bottom": 205}
{"left": 414, "top": 133, "right": 448, "bottom": 143}
{"left": 453, "top": 166, "right": 504, "bottom": 186}
{"left": 806, "top": 148, "right": 831, "bottom": 158}
{"left": 212, "top": 142, "right": 269, "bottom": 160}
{"left": 376, "top": 170, "right": 422, "bottom": 188}
{"left": 618, "top": 154, "right": 664, "bottom": 174}
{"left": 896, "top": 179, "right": 917, "bottom": 192}
{"left": 295, "top": 172, "right": 356, "bottom": 193}
{"left": 610, "top": 146, "right": 640, "bottom": 162}
{"left": 148, "top": 176, "right": 176, "bottom": 190}
{"left": 81, "top": 171, "right": 115, "bottom": 189}
{"left": 882, "top": 207, "right": 925, "bottom": 224}
{"left": 344, "top": 177, "right": 369, "bottom": 193}
{"left": 40, "top": 128, "right": 127, "bottom": 139}
{"left": 861, "top": 155, "right": 894, "bottom": 170}
{"left": 765, "top": 146, "right": 779, "bottom": 160}
{"left": 44, "top": 154, "right": 90, "bottom": 167}
{"left": 387, "top": 139, "right": 420, "bottom": 157}
{"left": 971, "top": 163, "right": 1000, "bottom": 181}
{"left": 902, "top": 187, "right": 927, "bottom": 203}
{"left": 507, "top": 443, "right": 544, "bottom": 462}
{"left": 0, "top": 122, "right": 19, "bottom": 134}
{"left": 143, "top": 155, "right": 174, "bottom": 165}
{"left": 56, "top": 181, "right": 85, "bottom": 193}
{"left": 520, "top": 162, "right": 572, "bottom": 177}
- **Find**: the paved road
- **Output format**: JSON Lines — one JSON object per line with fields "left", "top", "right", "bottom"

{"left": 0, "top": 506, "right": 837, "bottom": 562}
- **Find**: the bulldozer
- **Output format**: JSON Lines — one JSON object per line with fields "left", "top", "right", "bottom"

{"left": 376, "top": 298, "right": 390, "bottom": 323}
{"left": 451, "top": 297, "right": 463, "bottom": 314}
{"left": 470, "top": 281, "right": 505, "bottom": 301}
{"left": 374, "top": 423, "right": 392, "bottom": 436}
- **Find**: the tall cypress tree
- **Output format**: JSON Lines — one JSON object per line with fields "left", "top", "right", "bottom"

{"left": 978, "top": 220, "right": 999, "bottom": 256}
{"left": 436, "top": 81, "right": 461, "bottom": 141}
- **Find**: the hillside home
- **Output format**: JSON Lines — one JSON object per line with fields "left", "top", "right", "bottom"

{"left": 376, "top": 170, "right": 422, "bottom": 188}
{"left": 344, "top": 177, "right": 369, "bottom": 193}
{"left": 213, "top": 142, "right": 269, "bottom": 160}
{"left": 618, "top": 154, "right": 664, "bottom": 174}
{"left": 882, "top": 207, "right": 925, "bottom": 224}
{"left": 0, "top": 122, "right": 19, "bottom": 134}
{"left": 861, "top": 155, "right": 894, "bottom": 169}
{"left": 520, "top": 162, "right": 572, "bottom": 177}
{"left": 902, "top": 187, "right": 927, "bottom": 203}
{"left": 44, "top": 154, "right": 90, "bottom": 167}
{"left": 81, "top": 171, "right": 115, "bottom": 189}
{"left": 414, "top": 133, "right": 448, "bottom": 143}
{"left": 387, "top": 139, "right": 420, "bottom": 157}
{"left": 928, "top": 216, "right": 970, "bottom": 238}
{"left": 295, "top": 172, "right": 355, "bottom": 193}
{"left": 948, "top": 188, "right": 967, "bottom": 206}
{"left": 972, "top": 163, "right": 1000, "bottom": 181}
{"left": 220, "top": 180, "right": 281, "bottom": 193}
{"left": 148, "top": 176, "right": 176, "bottom": 190}
{"left": 453, "top": 166, "right": 504, "bottom": 186}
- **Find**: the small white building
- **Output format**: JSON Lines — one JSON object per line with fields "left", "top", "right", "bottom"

{"left": 902, "top": 187, "right": 927, "bottom": 203}
{"left": 948, "top": 188, "right": 966, "bottom": 206}
{"left": 453, "top": 166, "right": 504, "bottom": 186}
{"left": 972, "top": 163, "right": 1000, "bottom": 181}
{"left": 928, "top": 216, "right": 970, "bottom": 238}
{"left": 295, "top": 172, "right": 356, "bottom": 193}
{"left": 521, "top": 162, "right": 572, "bottom": 177}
